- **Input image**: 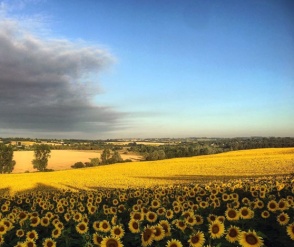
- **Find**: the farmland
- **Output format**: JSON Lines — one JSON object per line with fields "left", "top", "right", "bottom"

{"left": 12, "top": 150, "right": 142, "bottom": 173}
{"left": 0, "top": 148, "right": 293, "bottom": 246}
{"left": 1, "top": 148, "right": 293, "bottom": 193}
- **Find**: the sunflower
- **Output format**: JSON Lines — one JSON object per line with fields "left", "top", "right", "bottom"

{"left": 194, "top": 214, "right": 204, "bottom": 225}
{"left": 199, "top": 201, "right": 209, "bottom": 209}
{"left": 101, "top": 236, "right": 123, "bottom": 247}
{"left": 93, "top": 221, "right": 100, "bottom": 231}
{"left": 151, "top": 199, "right": 161, "bottom": 209}
{"left": 225, "top": 208, "right": 239, "bottom": 221}
{"left": 73, "top": 212, "right": 83, "bottom": 222}
{"left": 51, "top": 228, "right": 62, "bottom": 239}
{"left": 278, "top": 199, "right": 289, "bottom": 211}
{"left": 226, "top": 225, "right": 241, "bottom": 243}
{"left": 76, "top": 222, "right": 88, "bottom": 234}
{"left": 40, "top": 217, "right": 50, "bottom": 227}
{"left": 261, "top": 210, "right": 270, "bottom": 219}
{"left": 111, "top": 225, "right": 125, "bottom": 239}
{"left": 173, "top": 206, "right": 181, "bottom": 214}
{"left": 26, "top": 230, "right": 38, "bottom": 240}
{"left": 128, "top": 219, "right": 140, "bottom": 233}
{"left": 93, "top": 233, "right": 103, "bottom": 245}
{"left": 174, "top": 220, "right": 186, "bottom": 232}
{"left": 29, "top": 216, "right": 40, "bottom": 228}
{"left": 0, "top": 223, "right": 7, "bottom": 235}
{"left": 267, "top": 200, "right": 278, "bottom": 212}
{"left": 22, "top": 239, "right": 37, "bottom": 247}
{"left": 16, "top": 229, "right": 25, "bottom": 238}
{"left": 153, "top": 224, "right": 165, "bottom": 241}
{"left": 186, "top": 215, "right": 197, "bottom": 226}
{"left": 131, "top": 211, "right": 144, "bottom": 221}
{"left": 88, "top": 205, "right": 97, "bottom": 215}
{"left": 277, "top": 212, "right": 290, "bottom": 226}
{"left": 222, "top": 193, "right": 230, "bottom": 201}
{"left": 166, "top": 209, "right": 174, "bottom": 219}
{"left": 146, "top": 211, "right": 158, "bottom": 223}
{"left": 239, "top": 230, "right": 263, "bottom": 247}
{"left": 159, "top": 220, "right": 171, "bottom": 237}
{"left": 157, "top": 207, "right": 166, "bottom": 216}
{"left": 54, "top": 221, "right": 64, "bottom": 230}
{"left": 207, "top": 214, "right": 217, "bottom": 223}
{"left": 242, "top": 197, "right": 250, "bottom": 205}
{"left": 239, "top": 207, "right": 254, "bottom": 220}
{"left": 166, "top": 239, "right": 183, "bottom": 247}
{"left": 141, "top": 226, "right": 155, "bottom": 247}
{"left": 286, "top": 222, "right": 294, "bottom": 240}
{"left": 99, "top": 220, "right": 111, "bottom": 233}
{"left": 188, "top": 231, "right": 205, "bottom": 247}
{"left": 209, "top": 220, "right": 225, "bottom": 239}
{"left": 42, "top": 238, "right": 57, "bottom": 247}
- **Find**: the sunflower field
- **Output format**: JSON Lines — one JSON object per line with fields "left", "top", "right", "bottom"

{"left": 0, "top": 148, "right": 294, "bottom": 247}
{"left": 0, "top": 174, "right": 293, "bottom": 247}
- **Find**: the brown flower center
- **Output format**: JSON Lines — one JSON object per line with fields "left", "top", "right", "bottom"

{"left": 212, "top": 225, "right": 220, "bottom": 234}
{"left": 106, "top": 239, "right": 118, "bottom": 247}
{"left": 229, "top": 228, "right": 238, "bottom": 237}
{"left": 246, "top": 234, "right": 258, "bottom": 245}
{"left": 191, "top": 235, "right": 200, "bottom": 243}
{"left": 143, "top": 228, "right": 153, "bottom": 241}
{"left": 228, "top": 210, "right": 236, "bottom": 218}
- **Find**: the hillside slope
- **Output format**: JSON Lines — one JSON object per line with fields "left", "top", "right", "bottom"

{"left": 1, "top": 148, "right": 293, "bottom": 194}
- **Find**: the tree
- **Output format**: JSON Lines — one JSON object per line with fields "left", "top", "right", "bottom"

{"left": 71, "top": 162, "right": 85, "bottom": 169}
{"left": 32, "top": 144, "right": 51, "bottom": 171}
{"left": 100, "top": 148, "right": 111, "bottom": 164}
{"left": 0, "top": 144, "right": 16, "bottom": 173}
{"left": 109, "top": 151, "right": 123, "bottom": 164}
{"left": 89, "top": 157, "right": 100, "bottom": 166}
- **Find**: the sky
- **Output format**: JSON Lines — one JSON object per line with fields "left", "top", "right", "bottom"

{"left": 0, "top": 0, "right": 293, "bottom": 139}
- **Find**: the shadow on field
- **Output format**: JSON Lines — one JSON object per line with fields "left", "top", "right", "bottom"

{"left": 18, "top": 183, "right": 60, "bottom": 194}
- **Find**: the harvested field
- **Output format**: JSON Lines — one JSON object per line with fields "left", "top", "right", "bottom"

{"left": 12, "top": 150, "right": 142, "bottom": 173}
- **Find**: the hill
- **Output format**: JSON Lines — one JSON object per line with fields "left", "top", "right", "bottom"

{"left": 0, "top": 148, "right": 293, "bottom": 194}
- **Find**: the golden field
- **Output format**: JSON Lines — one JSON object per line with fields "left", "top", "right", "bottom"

{"left": 12, "top": 150, "right": 142, "bottom": 173}
{"left": 1, "top": 148, "right": 293, "bottom": 194}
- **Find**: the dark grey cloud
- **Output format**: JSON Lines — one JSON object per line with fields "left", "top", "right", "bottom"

{"left": 0, "top": 20, "right": 124, "bottom": 137}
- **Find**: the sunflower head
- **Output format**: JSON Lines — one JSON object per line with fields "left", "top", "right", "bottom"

{"left": 239, "top": 230, "right": 264, "bottom": 247}
{"left": 188, "top": 231, "right": 205, "bottom": 247}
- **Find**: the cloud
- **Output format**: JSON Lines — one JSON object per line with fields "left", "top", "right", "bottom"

{"left": 0, "top": 20, "right": 124, "bottom": 138}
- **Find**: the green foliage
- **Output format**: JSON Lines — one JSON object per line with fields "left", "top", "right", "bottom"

{"left": 109, "top": 151, "right": 123, "bottom": 164}
{"left": 71, "top": 161, "right": 85, "bottom": 169}
{"left": 32, "top": 144, "right": 51, "bottom": 171}
{"left": 0, "top": 144, "right": 16, "bottom": 173}
{"left": 89, "top": 157, "right": 100, "bottom": 166}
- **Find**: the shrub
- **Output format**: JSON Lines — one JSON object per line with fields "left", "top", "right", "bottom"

{"left": 71, "top": 162, "right": 85, "bottom": 169}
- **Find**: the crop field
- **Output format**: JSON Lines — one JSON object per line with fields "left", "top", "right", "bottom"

{"left": 12, "top": 150, "right": 142, "bottom": 173}
{"left": 0, "top": 148, "right": 293, "bottom": 246}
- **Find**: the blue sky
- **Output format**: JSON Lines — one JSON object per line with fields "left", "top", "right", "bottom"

{"left": 0, "top": 0, "right": 293, "bottom": 139}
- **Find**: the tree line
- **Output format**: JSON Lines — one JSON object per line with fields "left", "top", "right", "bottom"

{"left": 128, "top": 137, "right": 294, "bottom": 161}
{"left": 0, "top": 144, "right": 128, "bottom": 173}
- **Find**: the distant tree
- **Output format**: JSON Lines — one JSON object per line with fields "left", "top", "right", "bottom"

{"left": 0, "top": 144, "right": 16, "bottom": 173}
{"left": 32, "top": 144, "right": 51, "bottom": 171}
{"left": 109, "top": 151, "right": 123, "bottom": 164}
{"left": 158, "top": 150, "right": 166, "bottom": 160}
{"left": 89, "top": 157, "right": 100, "bottom": 166}
{"left": 71, "top": 162, "right": 85, "bottom": 169}
{"left": 101, "top": 148, "right": 111, "bottom": 164}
